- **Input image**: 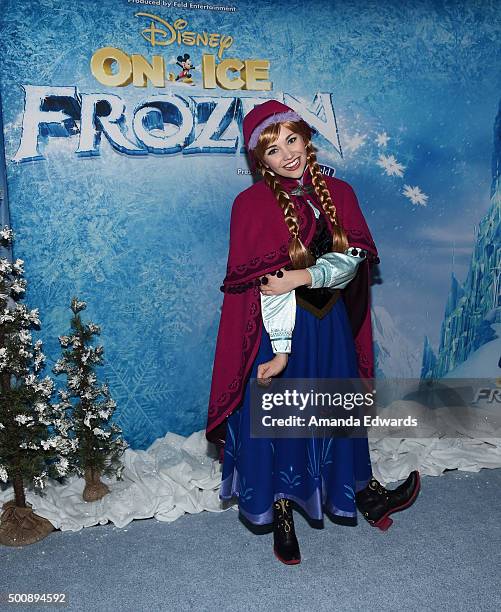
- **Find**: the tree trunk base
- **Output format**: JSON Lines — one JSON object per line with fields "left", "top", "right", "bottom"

{"left": 83, "top": 468, "right": 110, "bottom": 502}
{"left": 0, "top": 500, "right": 54, "bottom": 547}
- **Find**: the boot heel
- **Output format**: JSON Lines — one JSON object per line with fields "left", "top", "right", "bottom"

{"left": 273, "top": 546, "right": 301, "bottom": 565}
{"left": 374, "top": 515, "right": 393, "bottom": 531}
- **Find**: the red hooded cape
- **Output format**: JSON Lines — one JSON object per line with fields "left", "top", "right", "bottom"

{"left": 205, "top": 169, "right": 379, "bottom": 458}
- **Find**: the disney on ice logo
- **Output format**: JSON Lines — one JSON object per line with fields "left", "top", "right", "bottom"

{"left": 89, "top": 13, "right": 272, "bottom": 91}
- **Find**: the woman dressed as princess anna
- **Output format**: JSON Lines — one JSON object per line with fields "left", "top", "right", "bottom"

{"left": 206, "top": 100, "right": 420, "bottom": 565}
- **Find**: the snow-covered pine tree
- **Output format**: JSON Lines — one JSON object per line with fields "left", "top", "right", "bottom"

{"left": 53, "top": 297, "right": 127, "bottom": 502}
{"left": 0, "top": 226, "right": 73, "bottom": 546}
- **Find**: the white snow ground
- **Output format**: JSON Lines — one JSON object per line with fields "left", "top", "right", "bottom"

{"left": 1, "top": 428, "right": 500, "bottom": 532}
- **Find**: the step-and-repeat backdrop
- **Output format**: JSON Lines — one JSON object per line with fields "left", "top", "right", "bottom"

{"left": 0, "top": 0, "right": 499, "bottom": 448}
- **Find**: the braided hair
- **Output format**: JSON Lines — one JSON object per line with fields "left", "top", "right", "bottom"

{"left": 252, "top": 120, "right": 349, "bottom": 269}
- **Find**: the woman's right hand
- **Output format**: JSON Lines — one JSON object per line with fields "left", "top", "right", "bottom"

{"left": 257, "top": 353, "right": 289, "bottom": 384}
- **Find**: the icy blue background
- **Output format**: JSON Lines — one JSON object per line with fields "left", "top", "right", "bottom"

{"left": 0, "top": 98, "right": 10, "bottom": 242}
{"left": 0, "top": 0, "right": 500, "bottom": 448}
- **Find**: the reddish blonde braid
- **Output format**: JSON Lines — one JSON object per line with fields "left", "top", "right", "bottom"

{"left": 257, "top": 161, "right": 315, "bottom": 269}
{"left": 305, "top": 141, "right": 349, "bottom": 253}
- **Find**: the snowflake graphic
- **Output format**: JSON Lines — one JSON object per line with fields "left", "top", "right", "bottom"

{"left": 402, "top": 184, "right": 429, "bottom": 206}
{"left": 103, "top": 354, "right": 174, "bottom": 434}
{"left": 344, "top": 132, "right": 367, "bottom": 153}
{"left": 376, "top": 153, "right": 406, "bottom": 178}
{"left": 375, "top": 132, "right": 390, "bottom": 147}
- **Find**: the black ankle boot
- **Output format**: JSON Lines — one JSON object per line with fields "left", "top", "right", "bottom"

{"left": 355, "top": 471, "right": 421, "bottom": 531}
{"left": 273, "top": 498, "right": 301, "bottom": 565}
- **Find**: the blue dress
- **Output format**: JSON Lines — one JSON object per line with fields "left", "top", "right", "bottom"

{"left": 219, "top": 297, "right": 373, "bottom": 525}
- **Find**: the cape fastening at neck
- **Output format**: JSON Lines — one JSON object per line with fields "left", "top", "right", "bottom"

{"left": 205, "top": 166, "right": 379, "bottom": 458}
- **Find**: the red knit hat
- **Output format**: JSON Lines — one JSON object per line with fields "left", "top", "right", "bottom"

{"left": 242, "top": 100, "right": 306, "bottom": 151}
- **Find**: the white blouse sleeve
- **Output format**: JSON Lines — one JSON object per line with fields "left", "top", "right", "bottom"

{"left": 306, "top": 247, "right": 368, "bottom": 289}
{"left": 260, "top": 290, "right": 296, "bottom": 354}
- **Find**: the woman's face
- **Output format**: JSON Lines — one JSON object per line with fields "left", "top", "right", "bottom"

{"left": 261, "top": 124, "right": 308, "bottom": 179}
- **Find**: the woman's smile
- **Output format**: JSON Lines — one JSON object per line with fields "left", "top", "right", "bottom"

{"left": 282, "top": 157, "right": 301, "bottom": 171}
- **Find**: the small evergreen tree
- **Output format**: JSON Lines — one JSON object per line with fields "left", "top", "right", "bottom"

{"left": 53, "top": 297, "right": 127, "bottom": 501}
{"left": 0, "top": 226, "right": 72, "bottom": 546}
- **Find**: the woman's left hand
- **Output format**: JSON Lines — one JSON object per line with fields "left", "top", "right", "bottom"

{"left": 260, "top": 269, "right": 311, "bottom": 296}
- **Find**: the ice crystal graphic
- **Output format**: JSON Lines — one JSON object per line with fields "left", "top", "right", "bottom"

{"left": 344, "top": 132, "right": 367, "bottom": 153}
{"left": 376, "top": 154, "right": 406, "bottom": 178}
{"left": 402, "top": 184, "right": 429, "bottom": 206}
{"left": 375, "top": 132, "right": 390, "bottom": 147}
